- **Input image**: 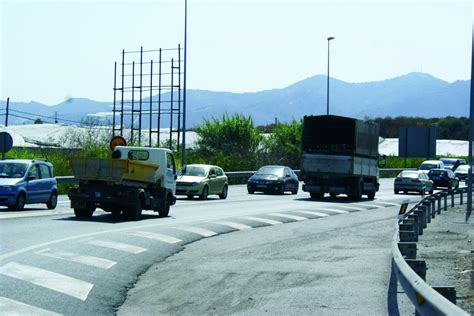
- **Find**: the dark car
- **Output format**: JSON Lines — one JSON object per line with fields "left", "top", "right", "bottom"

{"left": 428, "top": 168, "right": 459, "bottom": 189}
{"left": 0, "top": 159, "right": 58, "bottom": 210}
{"left": 440, "top": 158, "right": 466, "bottom": 171}
{"left": 454, "top": 164, "right": 471, "bottom": 182}
{"left": 247, "top": 165, "right": 299, "bottom": 194}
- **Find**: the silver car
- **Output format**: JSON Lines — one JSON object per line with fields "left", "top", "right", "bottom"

{"left": 394, "top": 170, "right": 434, "bottom": 195}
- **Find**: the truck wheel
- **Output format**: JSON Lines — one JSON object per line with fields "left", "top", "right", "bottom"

{"left": 74, "top": 205, "right": 95, "bottom": 218}
{"left": 187, "top": 194, "right": 194, "bottom": 199}
{"left": 349, "top": 180, "right": 362, "bottom": 201}
{"left": 159, "top": 198, "right": 170, "bottom": 218}
{"left": 46, "top": 192, "right": 58, "bottom": 209}
{"left": 310, "top": 192, "right": 324, "bottom": 199}
{"left": 329, "top": 193, "right": 337, "bottom": 199}
{"left": 219, "top": 184, "right": 228, "bottom": 199}
{"left": 127, "top": 197, "right": 143, "bottom": 221}
{"left": 367, "top": 191, "right": 375, "bottom": 200}
{"left": 199, "top": 186, "right": 209, "bottom": 200}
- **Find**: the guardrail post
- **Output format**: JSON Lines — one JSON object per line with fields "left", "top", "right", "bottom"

{"left": 408, "top": 213, "right": 422, "bottom": 236}
{"left": 442, "top": 192, "right": 448, "bottom": 211}
{"left": 436, "top": 195, "right": 441, "bottom": 214}
{"left": 421, "top": 201, "right": 432, "bottom": 222}
{"left": 460, "top": 189, "right": 464, "bottom": 205}
{"left": 413, "top": 209, "right": 427, "bottom": 231}
{"left": 399, "top": 230, "right": 417, "bottom": 242}
{"left": 418, "top": 205, "right": 430, "bottom": 228}
{"left": 450, "top": 189, "right": 455, "bottom": 207}
{"left": 432, "top": 286, "right": 457, "bottom": 305}
{"left": 406, "top": 259, "right": 427, "bottom": 281}
{"left": 398, "top": 242, "right": 417, "bottom": 259}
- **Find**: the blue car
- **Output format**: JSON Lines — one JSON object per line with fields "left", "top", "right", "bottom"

{"left": 0, "top": 159, "right": 58, "bottom": 210}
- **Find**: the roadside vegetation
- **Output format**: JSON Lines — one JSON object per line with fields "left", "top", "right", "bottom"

{"left": 3, "top": 114, "right": 468, "bottom": 193}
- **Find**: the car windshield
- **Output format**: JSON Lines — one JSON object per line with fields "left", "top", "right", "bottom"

{"left": 180, "top": 166, "right": 208, "bottom": 177}
{"left": 429, "top": 170, "right": 446, "bottom": 176}
{"left": 419, "top": 163, "right": 437, "bottom": 170}
{"left": 257, "top": 166, "right": 284, "bottom": 177}
{"left": 0, "top": 162, "right": 28, "bottom": 178}
{"left": 398, "top": 171, "right": 420, "bottom": 179}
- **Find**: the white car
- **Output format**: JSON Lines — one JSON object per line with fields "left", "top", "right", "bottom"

{"left": 394, "top": 170, "right": 434, "bottom": 195}
{"left": 418, "top": 160, "right": 445, "bottom": 174}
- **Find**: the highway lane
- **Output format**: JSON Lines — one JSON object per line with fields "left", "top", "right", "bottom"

{"left": 0, "top": 178, "right": 426, "bottom": 315}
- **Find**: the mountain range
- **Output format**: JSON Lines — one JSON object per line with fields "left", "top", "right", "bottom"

{"left": 0, "top": 72, "right": 469, "bottom": 128}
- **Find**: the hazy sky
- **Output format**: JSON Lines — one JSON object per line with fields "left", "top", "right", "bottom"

{"left": 0, "top": 0, "right": 472, "bottom": 105}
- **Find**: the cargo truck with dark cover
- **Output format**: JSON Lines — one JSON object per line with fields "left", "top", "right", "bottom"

{"left": 300, "top": 115, "right": 380, "bottom": 200}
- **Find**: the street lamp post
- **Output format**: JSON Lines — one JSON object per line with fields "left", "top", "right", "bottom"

{"left": 326, "top": 36, "right": 334, "bottom": 115}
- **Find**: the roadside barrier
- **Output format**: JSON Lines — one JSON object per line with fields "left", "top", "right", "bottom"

{"left": 56, "top": 168, "right": 413, "bottom": 184}
{"left": 393, "top": 187, "right": 470, "bottom": 315}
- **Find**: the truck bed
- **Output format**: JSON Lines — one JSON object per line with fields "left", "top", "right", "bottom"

{"left": 70, "top": 157, "right": 160, "bottom": 184}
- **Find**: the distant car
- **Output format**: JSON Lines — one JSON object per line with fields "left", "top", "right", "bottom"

{"left": 247, "top": 165, "right": 299, "bottom": 194}
{"left": 418, "top": 160, "right": 445, "bottom": 174}
{"left": 394, "top": 170, "right": 434, "bottom": 195}
{"left": 428, "top": 168, "right": 459, "bottom": 189}
{"left": 454, "top": 164, "right": 471, "bottom": 181}
{"left": 0, "top": 159, "right": 58, "bottom": 210}
{"left": 440, "top": 158, "right": 465, "bottom": 171}
{"left": 176, "top": 164, "right": 228, "bottom": 200}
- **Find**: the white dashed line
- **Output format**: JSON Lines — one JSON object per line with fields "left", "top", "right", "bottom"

{"left": 127, "top": 231, "right": 182, "bottom": 244}
{"left": 270, "top": 213, "right": 307, "bottom": 221}
{"left": 82, "top": 239, "right": 147, "bottom": 254}
{"left": 290, "top": 210, "right": 330, "bottom": 217}
{"left": 243, "top": 216, "right": 282, "bottom": 225}
{"left": 176, "top": 226, "right": 217, "bottom": 237}
{"left": 371, "top": 201, "right": 400, "bottom": 206}
{"left": 36, "top": 248, "right": 116, "bottom": 270}
{"left": 213, "top": 221, "right": 252, "bottom": 230}
{"left": 0, "top": 262, "right": 93, "bottom": 301}
{"left": 336, "top": 205, "right": 365, "bottom": 211}
{"left": 315, "top": 208, "right": 349, "bottom": 214}
{"left": 0, "top": 296, "right": 61, "bottom": 316}
{"left": 355, "top": 203, "right": 383, "bottom": 209}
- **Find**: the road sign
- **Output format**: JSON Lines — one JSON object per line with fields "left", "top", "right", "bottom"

{"left": 0, "top": 132, "right": 13, "bottom": 160}
{"left": 398, "top": 199, "right": 410, "bottom": 220}
{"left": 109, "top": 135, "right": 127, "bottom": 151}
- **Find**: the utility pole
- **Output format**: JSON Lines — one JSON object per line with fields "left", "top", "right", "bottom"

{"left": 181, "top": 0, "right": 188, "bottom": 168}
{"left": 5, "top": 97, "right": 9, "bottom": 127}
{"left": 466, "top": 26, "right": 473, "bottom": 223}
{"left": 326, "top": 37, "right": 335, "bottom": 115}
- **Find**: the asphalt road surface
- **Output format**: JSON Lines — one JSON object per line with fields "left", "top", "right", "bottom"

{"left": 1, "top": 179, "right": 430, "bottom": 315}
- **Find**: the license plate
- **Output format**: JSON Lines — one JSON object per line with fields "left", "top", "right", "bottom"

{"left": 257, "top": 184, "right": 266, "bottom": 188}
{"left": 95, "top": 192, "right": 101, "bottom": 198}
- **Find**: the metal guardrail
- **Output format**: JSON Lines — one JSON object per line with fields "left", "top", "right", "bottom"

{"left": 393, "top": 188, "right": 470, "bottom": 315}
{"left": 56, "top": 168, "right": 412, "bottom": 184}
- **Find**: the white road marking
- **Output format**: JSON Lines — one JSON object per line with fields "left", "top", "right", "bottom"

{"left": 82, "top": 239, "right": 147, "bottom": 254}
{"left": 127, "top": 231, "right": 182, "bottom": 244}
{"left": 290, "top": 210, "right": 330, "bottom": 217}
{"left": 243, "top": 216, "right": 282, "bottom": 225}
{"left": 36, "top": 248, "right": 116, "bottom": 270}
{"left": 355, "top": 203, "right": 383, "bottom": 209}
{"left": 176, "top": 226, "right": 217, "bottom": 237}
{"left": 336, "top": 205, "right": 365, "bottom": 211}
{"left": 213, "top": 221, "right": 252, "bottom": 230}
{"left": 0, "top": 296, "right": 61, "bottom": 316}
{"left": 371, "top": 201, "right": 400, "bottom": 206}
{"left": 0, "top": 262, "right": 93, "bottom": 301}
{"left": 314, "top": 208, "right": 349, "bottom": 214}
{"left": 270, "top": 213, "right": 307, "bottom": 221}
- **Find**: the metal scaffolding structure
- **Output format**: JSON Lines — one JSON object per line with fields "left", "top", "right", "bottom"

{"left": 112, "top": 45, "right": 184, "bottom": 151}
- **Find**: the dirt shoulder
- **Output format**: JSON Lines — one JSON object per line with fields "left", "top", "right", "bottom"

{"left": 416, "top": 204, "right": 473, "bottom": 314}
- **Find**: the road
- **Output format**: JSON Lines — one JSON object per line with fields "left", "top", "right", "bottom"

{"left": 0, "top": 179, "right": 425, "bottom": 315}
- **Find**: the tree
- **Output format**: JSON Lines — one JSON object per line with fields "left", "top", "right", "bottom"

{"left": 194, "top": 113, "right": 262, "bottom": 171}
{"left": 34, "top": 118, "right": 43, "bottom": 124}
{"left": 262, "top": 119, "right": 303, "bottom": 169}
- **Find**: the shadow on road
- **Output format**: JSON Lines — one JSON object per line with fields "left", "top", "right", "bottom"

{"left": 56, "top": 212, "right": 169, "bottom": 224}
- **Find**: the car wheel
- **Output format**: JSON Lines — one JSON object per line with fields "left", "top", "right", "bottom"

{"left": 291, "top": 187, "right": 298, "bottom": 195}
{"left": 247, "top": 188, "right": 254, "bottom": 194}
{"left": 219, "top": 184, "right": 228, "bottom": 199}
{"left": 46, "top": 191, "right": 58, "bottom": 209}
{"left": 455, "top": 182, "right": 459, "bottom": 189}
{"left": 429, "top": 189, "right": 434, "bottom": 194}
{"left": 199, "top": 186, "right": 209, "bottom": 200}
{"left": 394, "top": 190, "right": 399, "bottom": 194}
{"left": 11, "top": 193, "right": 26, "bottom": 211}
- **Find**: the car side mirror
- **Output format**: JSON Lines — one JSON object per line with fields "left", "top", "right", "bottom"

{"left": 209, "top": 174, "right": 216, "bottom": 179}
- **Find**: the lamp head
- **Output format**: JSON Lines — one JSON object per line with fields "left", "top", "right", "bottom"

{"left": 327, "top": 36, "right": 335, "bottom": 41}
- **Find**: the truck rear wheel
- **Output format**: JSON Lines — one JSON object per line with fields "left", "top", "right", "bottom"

{"left": 74, "top": 205, "right": 95, "bottom": 218}
{"left": 349, "top": 180, "right": 363, "bottom": 201}
{"left": 127, "top": 197, "right": 142, "bottom": 221}
{"left": 159, "top": 199, "right": 170, "bottom": 218}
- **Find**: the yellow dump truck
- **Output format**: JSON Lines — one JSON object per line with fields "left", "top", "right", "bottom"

{"left": 68, "top": 146, "right": 177, "bottom": 220}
